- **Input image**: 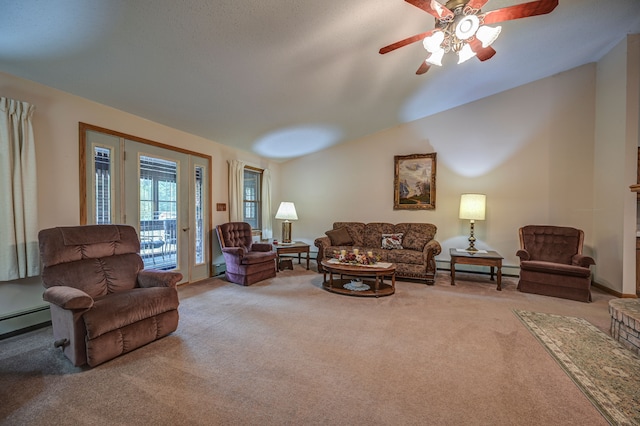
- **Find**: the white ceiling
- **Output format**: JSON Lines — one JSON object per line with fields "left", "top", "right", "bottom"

{"left": 1, "top": 0, "right": 639, "bottom": 161}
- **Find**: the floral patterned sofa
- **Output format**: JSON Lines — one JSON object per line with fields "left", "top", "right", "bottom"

{"left": 314, "top": 222, "right": 441, "bottom": 284}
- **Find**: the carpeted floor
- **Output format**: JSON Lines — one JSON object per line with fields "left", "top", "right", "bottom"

{"left": 515, "top": 310, "right": 640, "bottom": 425}
{"left": 0, "top": 267, "right": 625, "bottom": 425}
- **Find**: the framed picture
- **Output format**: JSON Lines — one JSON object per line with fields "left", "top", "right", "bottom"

{"left": 394, "top": 153, "right": 437, "bottom": 210}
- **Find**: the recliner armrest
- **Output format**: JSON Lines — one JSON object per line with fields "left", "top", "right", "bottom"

{"left": 251, "top": 243, "right": 273, "bottom": 252}
{"left": 572, "top": 254, "right": 595, "bottom": 268}
{"left": 516, "top": 249, "right": 530, "bottom": 261}
{"left": 137, "top": 270, "right": 183, "bottom": 288}
{"left": 222, "top": 247, "right": 245, "bottom": 257}
{"left": 43, "top": 286, "right": 94, "bottom": 310}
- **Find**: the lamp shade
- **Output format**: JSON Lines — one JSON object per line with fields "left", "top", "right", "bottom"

{"left": 459, "top": 194, "right": 486, "bottom": 221}
{"left": 275, "top": 202, "right": 298, "bottom": 221}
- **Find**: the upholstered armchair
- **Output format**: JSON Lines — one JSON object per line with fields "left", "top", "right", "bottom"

{"left": 516, "top": 225, "right": 595, "bottom": 302}
{"left": 216, "top": 222, "right": 277, "bottom": 286}
{"left": 39, "top": 225, "right": 182, "bottom": 367}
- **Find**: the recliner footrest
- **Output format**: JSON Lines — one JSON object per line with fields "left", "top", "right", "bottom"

{"left": 83, "top": 287, "right": 179, "bottom": 340}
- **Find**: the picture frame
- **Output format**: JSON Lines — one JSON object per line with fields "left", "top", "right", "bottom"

{"left": 394, "top": 153, "right": 437, "bottom": 210}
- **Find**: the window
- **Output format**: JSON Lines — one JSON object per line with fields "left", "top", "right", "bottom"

{"left": 139, "top": 155, "right": 177, "bottom": 221}
{"left": 94, "top": 146, "right": 112, "bottom": 224}
{"left": 243, "top": 168, "right": 262, "bottom": 230}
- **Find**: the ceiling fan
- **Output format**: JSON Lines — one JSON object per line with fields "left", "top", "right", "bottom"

{"left": 379, "top": 0, "right": 559, "bottom": 75}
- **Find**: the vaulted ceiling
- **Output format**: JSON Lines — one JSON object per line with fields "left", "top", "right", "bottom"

{"left": 1, "top": 0, "right": 639, "bottom": 161}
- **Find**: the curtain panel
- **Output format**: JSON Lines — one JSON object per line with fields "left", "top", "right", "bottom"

{"left": 228, "top": 160, "right": 246, "bottom": 223}
{"left": 0, "top": 97, "right": 39, "bottom": 281}
{"left": 261, "top": 169, "right": 273, "bottom": 239}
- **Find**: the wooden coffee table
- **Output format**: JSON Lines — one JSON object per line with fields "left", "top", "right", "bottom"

{"left": 449, "top": 248, "right": 503, "bottom": 291}
{"left": 320, "top": 259, "right": 396, "bottom": 297}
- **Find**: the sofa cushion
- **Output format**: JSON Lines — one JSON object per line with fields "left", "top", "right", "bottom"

{"left": 363, "top": 223, "right": 395, "bottom": 247}
{"left": 386, "top": 249, "right": 423, "bottom": 265}
{"left": 400, "top": 224, "right": 434, "bottom": 251}
{"left": 382, "top": 233, "right": 404, "bottom": 249}
{"left": 333, "top": 222, "right": 365, "bottom": 247}
{"left": 325, "top": 227, "right": 354, "bottom": 246}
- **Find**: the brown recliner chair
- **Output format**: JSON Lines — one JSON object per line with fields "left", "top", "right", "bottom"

{"left": 516, "top": 225, "right": 595, "bottom": 302}
{"left": 39, "top": 224, "right": 182, "bottom": 367}
{"left": 216, "top": 222, "right": 277, "bottom": 285}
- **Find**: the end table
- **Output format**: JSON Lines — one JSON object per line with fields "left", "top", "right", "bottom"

{"left": 449, "top": 248, "right": 503, "bottom": 291}
{"left": 275, "top": 241, "right": 310, "bottom": 271}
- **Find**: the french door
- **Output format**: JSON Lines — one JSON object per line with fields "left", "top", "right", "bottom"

{"left": 81, "top": 124, "right": 210, "bottom": 283}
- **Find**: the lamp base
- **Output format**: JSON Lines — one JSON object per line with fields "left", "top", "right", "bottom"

{"left": 466, "top": 221, "right": 477, "bottom": 251}
{"left": 281, "top": 221, "right": 292, "bottom": 244}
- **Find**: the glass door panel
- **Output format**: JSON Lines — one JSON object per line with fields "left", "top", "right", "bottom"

{"left": 124, "top": 141, "right": 189, "bottom": 283}
{"left": 85, "top": 130, "right": 122, "bottom": 225}
{"left": 138, "top": 155, "right": 178, "bottom": 270}
{"left": 190, "top": 159, "right": 209, "bottom": 282}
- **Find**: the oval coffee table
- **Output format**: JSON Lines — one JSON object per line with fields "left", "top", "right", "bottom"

{"left": 320, "top": 259, "right": 396, "bottom": 297}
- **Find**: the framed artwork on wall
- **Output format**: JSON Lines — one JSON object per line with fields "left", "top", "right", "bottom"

{"left": 394, "top": 153, "right": 437, "bottom": 210}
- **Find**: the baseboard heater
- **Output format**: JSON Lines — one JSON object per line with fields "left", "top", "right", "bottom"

{"left": 0, "top": 305, "right": 51, "bottom": 340}
{"left": 212, "top": 263, "right": 226, "bottom": 276}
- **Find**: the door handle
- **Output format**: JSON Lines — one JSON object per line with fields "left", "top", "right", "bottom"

{"left": 182, "top": 227, "right": 190, "bottom": 232}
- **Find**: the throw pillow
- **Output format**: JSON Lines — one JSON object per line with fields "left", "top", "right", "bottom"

{"left": 381, "top": 233, "right": 403, "bottom": 250}
{"left": 402, "top": 229, "right": 428, "bottom": 251}
{"left": 326, "top": 227, "right": 354, "bottom": 246}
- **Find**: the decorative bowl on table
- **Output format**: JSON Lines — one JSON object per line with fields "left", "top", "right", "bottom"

{"left": 344, "top": 279, "right": 370, "bottom": 291}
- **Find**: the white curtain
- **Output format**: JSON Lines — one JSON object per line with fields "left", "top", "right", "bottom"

{"left": 228, "top": 159, "right": 246, "bottom": 222}
{"left": 261, "top": 168, "right": 273, "bottom": 239}
{"left": 0, "top": 97, "right": 39, "bottom": 281}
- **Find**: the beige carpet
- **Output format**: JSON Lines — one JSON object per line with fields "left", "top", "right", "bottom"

{"left": 0, "top": 267, "right": 619, "bottom": 425}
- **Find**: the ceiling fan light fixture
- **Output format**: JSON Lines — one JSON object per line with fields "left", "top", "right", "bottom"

{"left": 457, "top": 43, "right": 477, "bottom": 64}
{"left": 426, "top": 48, "right": 445, "bottom": 66}
{"left": 455, "top": 15, "right": 480, "bottom": 40}
{"left": 379, "top": 0, "right": 559, "bottom": 76}
{"left": 476, "top": 25, "right": 502, "bottom": 48}
{"left": 423, "top": 31, "right": 445, "bottom": 52}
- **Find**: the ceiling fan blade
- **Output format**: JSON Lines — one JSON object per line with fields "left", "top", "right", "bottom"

{"left": 405, "top": 0, "right": 454, "bottom": 20}
{"left": 469, "top": 39, "right": 496, "bottom": 61}
{"left": 416, "top": 61, "right": 431, "bottom": 75}
{"left": 482, "top": 0, "right": 558, "bottom": 25}
{"left": 379, "top": 29, "right": 436, "bottom": 55}
{"left": 466, "top": 0, "right": 490, "bottom": 10}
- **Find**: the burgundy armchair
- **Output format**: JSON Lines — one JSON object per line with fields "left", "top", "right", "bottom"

{"left": 216, "top": 222, "right": 277, "bottom": 285}
{"left": 39, "top": 225, "right": 182, "bottom": 367}
{"left": 516, "top": 225, "right": 595, "bottom": 302}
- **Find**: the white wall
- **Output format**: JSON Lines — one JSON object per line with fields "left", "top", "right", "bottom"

{"left": 0, "top": 71, "right": 281, "bottom": 323}
{"left": 282, "top": 64, "right": 597, "bottom": 276}
{"left": 593, "top": 35, "right": 640, "bottom": 295}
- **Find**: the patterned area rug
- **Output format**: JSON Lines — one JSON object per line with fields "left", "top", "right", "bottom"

{"left": 514, "top": 310, "right": 640, "bottom": 426}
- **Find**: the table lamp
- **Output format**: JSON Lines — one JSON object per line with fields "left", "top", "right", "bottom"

{"left": 459, "top": 193, "right": 486, "bottom": 252}
{"left": 275, "top": 202, "right": 298, "bottom": 244}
